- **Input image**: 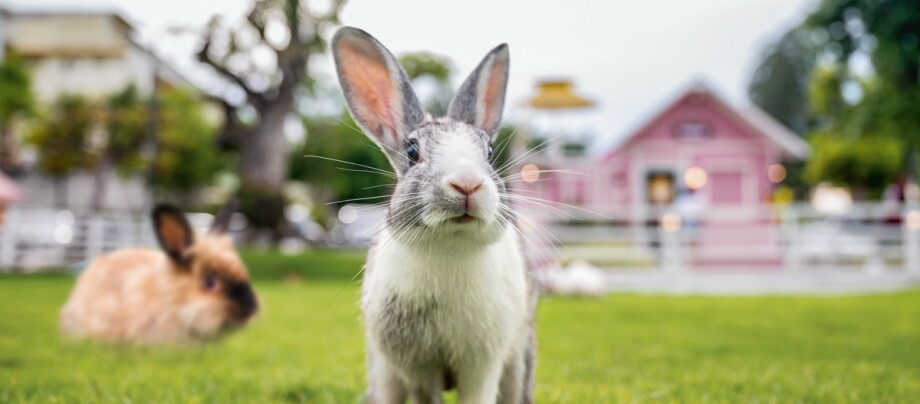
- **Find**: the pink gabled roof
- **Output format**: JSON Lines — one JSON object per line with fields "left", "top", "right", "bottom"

{"left": 0, "top": 172, "right": 23, "bottom": 203}
{"left": 601, "top": 82, "right": 810, "bottom": 161}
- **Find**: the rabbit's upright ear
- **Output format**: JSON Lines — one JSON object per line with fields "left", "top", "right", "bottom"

{"left": 209, "top": 197, "right": 239, "bottom": 235}
{"left": 448, "top": 44, "right": 510, "bottom": 139}
{"left": 152, "top": 204, "right": 194, "bottom": 266}
{"left": 332, "top": 27, "right": 425, "bottom": 172}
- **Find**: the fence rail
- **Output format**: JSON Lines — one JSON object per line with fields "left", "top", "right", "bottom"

{"left": 518, "top": 202, "right": 920, "bottom": 273}
{"left": 2, "top": 203, "right": 920, "bottom": 274}
{"left": 0, "top": 206, "right": 155, "bottom": 270}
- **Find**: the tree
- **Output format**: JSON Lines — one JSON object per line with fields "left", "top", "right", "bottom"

{"left": 804, "top": 0, "right": 920, "bottom": 150}
{"left": 750, "top": 0, "right": 920, "bottom": 195}
{"left": 807, "top": 65, "right": 849, "bottom": 131}
{"left": 804, "top": 132, "right": 903, "bottom": 198}
{"left": 153, "top": 88, "right": 227, "bottom": 203}
{"left": 85, "top": 85, "right": 149, "bottom": 211}
{"left": 0, "top": 54, "right": 35, "bottom": 173}
{"left": 196, "top": 0, "right": 346, "bottom": 237}
{"left": 26, "top": 95, "right": 95, "bottom": 206}
{"left": 748, "top": 27, "right": 816, "bottom": 135}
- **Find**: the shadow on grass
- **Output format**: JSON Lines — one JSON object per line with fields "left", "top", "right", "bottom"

{"left": 275, "top": 384, "right": 361, "bottom": 403}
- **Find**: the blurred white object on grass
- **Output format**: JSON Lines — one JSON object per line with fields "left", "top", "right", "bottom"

{"left": 542, "top": 260, "right": 607, "bottom": 296}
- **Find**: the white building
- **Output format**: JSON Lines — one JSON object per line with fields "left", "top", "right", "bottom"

{"left": 0, "top": 7, "right": 193, "bottom": 211}
{"left": 2, "top": 7, "right": 188, "bottom": 101}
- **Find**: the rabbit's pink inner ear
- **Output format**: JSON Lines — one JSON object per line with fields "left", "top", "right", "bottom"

{"left": 336, "top": 37, "right": 399, "bottom": 144}
{"left": 155, "top": 211, "right": 193, "bottom": 264}
{"left": 480, "top": 57, "right": 509, "bottom": 134}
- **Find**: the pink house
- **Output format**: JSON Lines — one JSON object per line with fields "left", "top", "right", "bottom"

{"left": 519, "top": 84, "right": 810, "bottom": 266}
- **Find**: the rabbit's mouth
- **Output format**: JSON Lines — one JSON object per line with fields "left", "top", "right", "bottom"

{"left": 451, "top": 214, "right": 477, "bottom": 224}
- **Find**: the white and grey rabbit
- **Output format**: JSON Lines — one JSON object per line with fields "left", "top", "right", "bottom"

{"left": 332, "top": 27, "right": 536, "bottom": 403}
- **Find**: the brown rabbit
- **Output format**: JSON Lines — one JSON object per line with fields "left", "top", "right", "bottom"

{"left": 60, "top": 203, "right": 258, "bottom": 344}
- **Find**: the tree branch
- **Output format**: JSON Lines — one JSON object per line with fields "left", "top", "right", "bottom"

{"left": 196, "top": 36, "right": 267, "bottom": 105}
{"left": 202, "top": 92, "right": 248, "bottom": 149}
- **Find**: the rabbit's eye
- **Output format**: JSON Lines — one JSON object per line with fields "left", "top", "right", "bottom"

{"left": 202, "top": 275, "right": 220, "bottom": 291}
{"left": 488, "top": 144, "right": 494, "bottom": 158}
{"left": 407, "top": 140, "right": 420, "bottom": 164}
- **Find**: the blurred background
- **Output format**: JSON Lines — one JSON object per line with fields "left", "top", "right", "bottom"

{"left": 1, "top": 0, "right": 919, "bottom": 290}
{"left": 1, "top": 0, "right": 920, "bottom": 401}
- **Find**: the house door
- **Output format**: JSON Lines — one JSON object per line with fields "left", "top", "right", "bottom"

{"left": 709, "top": 171, "right": 744, "bottom": 206}
{"left": 645, "top": 170, "right": 676, "bottom": 206}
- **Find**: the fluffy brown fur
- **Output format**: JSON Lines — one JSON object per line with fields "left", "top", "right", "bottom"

{"left": 60, "top": 205, "right": 257, "bottom": 344}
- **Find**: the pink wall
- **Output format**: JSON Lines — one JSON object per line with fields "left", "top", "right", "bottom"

{"left": 518, "top": 88, "right": 789, "bottom": 223}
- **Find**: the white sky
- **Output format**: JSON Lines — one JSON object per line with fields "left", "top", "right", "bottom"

{"left": 6, "top": 0, "right": 814, "bottom": 149}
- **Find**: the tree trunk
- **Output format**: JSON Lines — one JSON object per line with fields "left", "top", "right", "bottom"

{"left": 241, "top": 103, "right": 291, "bottom": 194}
{"left": 238, "top": 98, "right": 294, "bottom": 238}
{"left": 195, "top": 0, "right": 345, "bottom": 240}
{"left": 88, "top": 156, "right": 111, "bottom": 212}
{"left": 0, "top": 124, "right": 17, "bottom": 174}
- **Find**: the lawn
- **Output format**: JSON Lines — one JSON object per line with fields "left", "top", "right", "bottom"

{"left": 1, "top": 250, "right": 919, "bottom": 403}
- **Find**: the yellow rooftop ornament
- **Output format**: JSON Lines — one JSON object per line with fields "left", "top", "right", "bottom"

{"left": 527, "top": 80, "right": 594, "bottom": 110}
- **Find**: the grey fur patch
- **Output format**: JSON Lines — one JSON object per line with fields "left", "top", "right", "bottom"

{"left": 521, "top": 332, "right": 536, "bottom": 404}
{"left": 376, "top": 294, "right": 444, "bottom": 368}
{"left": 447, "top": 44, "right": 509, "bottom": 137}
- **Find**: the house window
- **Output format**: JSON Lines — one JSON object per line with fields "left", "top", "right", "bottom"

{"left": 646, "top": 171, "right": 676, "bottom": 205}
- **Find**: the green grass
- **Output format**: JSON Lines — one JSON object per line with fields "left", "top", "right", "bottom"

{"left": 1, "top": 251, "right": 920, "bottom": 402}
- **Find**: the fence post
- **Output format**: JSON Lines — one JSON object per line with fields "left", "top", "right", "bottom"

{"left": 85, "top": 215, "right": 103, "bottom": 262}
{"left": 782, "top": 206, "right": 802, "bottom": 271}
{"left": 660, "top": 212, "right": 682, "bottom": 273}
{"left": 0, "top": 207, "right": 17, "bottom": 270}
{"left": 904, "top": 208, "right": 920, "bottom": 273}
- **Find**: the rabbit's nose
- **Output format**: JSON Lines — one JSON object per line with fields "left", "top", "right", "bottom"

{"left": 449, "top": 179, "right": 483, "bottom": 196}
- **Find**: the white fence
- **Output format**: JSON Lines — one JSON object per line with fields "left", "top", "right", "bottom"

{"left": 3, "top": 202, "right": 920, "bottom": 274}
{"left": 519, "top": 202, "right": 920, "bottom": 273}
{"left": 0, "top": 206, "right": 156, "bottom": 271}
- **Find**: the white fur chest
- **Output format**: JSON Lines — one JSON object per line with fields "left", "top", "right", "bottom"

{"left": 363, "top": 227, "right": 528, "bottom": 370}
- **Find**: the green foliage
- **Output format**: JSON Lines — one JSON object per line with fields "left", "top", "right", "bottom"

{"left": 2, "top": 260, "right": 920, "bottom": 402}
{"left": 0, "top": 54, "right": 34, "bottom": 123}
{"left": 805, "top": 0, "right": 920, "bottom": 89}
{"left": 26, "top": 95, "right": 95, "bottom": 177}
{"left": 747, "top": 28, "right": 816, "bottom": 135}
{"left": 104, "top": 85, "right": 148, "bottom": 175}
{"left": 750, "top": 0, "right": 920, "bottom": 192}
{"left": 27, "top": 87, "right": 225, "bottom": 194}
{"left": 290, "top": 112, "right": 394, "bottom": 205}
{"left": 807, "top": 65, "right": 849, "bottom": 130}
{"left": 153, "top": 88, "right": 226, "bottom": 193}
{"left": 399, "top": 52, "right": 453, "bottom": 116}
{"left": 804, "top": 132, "right": 903, "bottom": 197}
{"left": 398, "top": 52, "right": 453, "bottom": 83}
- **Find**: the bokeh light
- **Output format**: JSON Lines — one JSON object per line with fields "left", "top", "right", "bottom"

{"left": 661, "top": 212, "right": 682, "bottom": 233}
{"left": 338, "top": 205, "right": 358, "bottom": 224}
{"left": 768, "top": 164, "right": 787, "bottom": 183}
{"left": 683, "top": 166, "right": 708, "bottom": 190}
{"left": 906, "top": 210, "right": 920, "bottom": 231}
{"left": 521, "top": 164, "right": 541, "bottom": 183}
{"left": 811, "top": 184, "right": 852, "bottom": 215}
